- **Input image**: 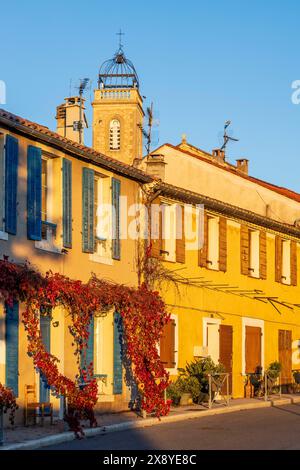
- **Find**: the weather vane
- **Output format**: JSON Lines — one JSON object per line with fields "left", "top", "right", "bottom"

{"left": 116, "top": 29, "right": 125, "bottom": 49}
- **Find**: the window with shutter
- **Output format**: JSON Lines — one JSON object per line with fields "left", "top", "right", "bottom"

{"left": 176, "top": 205, "right": 185, "bottom": 263}
{"left": 291, "top": 241, "right": 297, "bottom": 286}
{"left": 219, "top": 217, "right": 227, "bottom": 272}
{"left": 259, "top": 231, "right": 267, "bottom": 279}
{"left": 249, "top": 229, "right": 260, "bottom": 278}
{"left": 150, "top": 200, "right": 162, "bottom": 258}
{"left": 198, "top": 211, "right": 208, "bottom": 267}
{"left": 4, "top": 134, "right": 18, "bottom": 235}
{"left": 162, "top": 203, "right": 176, "bottom": 262}
{"left": 113, "top": 312, "right": 123, "bottom": 394}
{"left": 80, "top": 316, "right": 94, "bottom": 382}
{"left": 27, "top": 146, "right": 42, "bottom": 241}
{"left": 82, "top": 168, "right": 95, "bottom": 253}
{"left": 207, "top": 216, "right": 219, "bottom": 270}
{"left": 160, "top": 319, "right": 176, "bottom": 368}
{"left": 62, "top": 158, "right": 72, "bottom": 248}
{"left": 240, "top": 225, "right": 250, "bottom": 275}
{"left": 5, "top": 301, "right": 19, "bottom": 397}
{"left": 39, "top": 314, "right": 51, "bottom": 402}
{"left": 275, "top": 235, "right": 283, "bottom": 283}
{"left": 112, "top": 178, "right": 121, "bottom": 260}
{"left": 282, "top": 239, "right": 291, "bottom": 285}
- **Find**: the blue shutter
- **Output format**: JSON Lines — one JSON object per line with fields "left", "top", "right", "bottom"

{"left": 113, "top": 311, "right": 123, "bottom": 395}
{"left": 62, "top": 158, "right": 72, "bottom": 248}
{"left": 82, "top": 168, "right": 94, "bottom": 253}
{"left": 39, "top": 315, "right": 51, "bottom": 402}
{"left": 112, "top": 178, "right": 121, "bottom": 260}
{"left": 5, "top": 135, "right": 19, "bottom": 234}
{"left": 5, "top": 301, "right": 19, "bottom": 397}
{"left": 27, "top": 146, "right": 42, "bottom": 240}
{"left": 80, "top": 316, "right": 94, "bottom": 381}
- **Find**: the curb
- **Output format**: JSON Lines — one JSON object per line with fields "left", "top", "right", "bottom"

{"left": 1, "top": 397, "right": 297, "bottom": 450}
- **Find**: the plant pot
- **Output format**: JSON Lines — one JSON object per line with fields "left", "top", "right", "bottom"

{"left": 180, "top": 393, "right": 192, "bottom": 406}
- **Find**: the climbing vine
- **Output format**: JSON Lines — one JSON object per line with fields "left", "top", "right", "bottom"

{"left": 0, "top": 383, "right": 18, "bottom": 425}
{"left": 0, "top": 259, "right": 171, "bottom": 436}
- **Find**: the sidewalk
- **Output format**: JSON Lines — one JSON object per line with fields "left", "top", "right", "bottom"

{"left": 1, "top": 394, "right": 300, "bottom": 450}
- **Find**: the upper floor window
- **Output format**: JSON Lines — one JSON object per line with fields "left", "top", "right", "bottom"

{"left": 41, "top": 158, "right": 48, "bottom": 222}
{"left": 207, "top": 216, "right": 219, "bottom": 270}
{"left": 282, "top": 239, "right": 291, "bottom": 285}
{"left": 93, "top": 173, "right": 111, "bottom": 260}
{"left": 249, "top": 229, "right": 260, "bottom": 278}
{"left": 0, "top": 133, "right": 4, "bottom": 232}
{"left": 109, "top": 119, "right": 120, "bottom": 150}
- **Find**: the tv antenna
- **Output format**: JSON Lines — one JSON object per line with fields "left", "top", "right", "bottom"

{"left": 220, "top": 120, "right": 239, "bottom": 152}
{"left": 75, "top": 78, "right": 90, "bottom": 144}
{"left": 140, "top": 102, "right": 160, "bottom": 156}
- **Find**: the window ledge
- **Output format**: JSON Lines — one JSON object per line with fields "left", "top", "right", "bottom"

{"left": 0, "top": 230, "right": 8, "bottom": 241}
{"left": 35, "top": 240, "right": 62, "bottom": 254}
{"left": 89, "top": 253, "right": 113, "bottom": 265}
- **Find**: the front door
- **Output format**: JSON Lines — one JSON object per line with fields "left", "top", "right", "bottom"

{"left": 245, "top": 326, "right": 261, "bottom": 373}
{"left": 278, "top": 329, "right": 292, "bottom": 389}
{"left": 219, "top": 325, "right": 233, "bottom": 394}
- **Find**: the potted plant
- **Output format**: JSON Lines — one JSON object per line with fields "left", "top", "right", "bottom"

{"left": 166, "top": 380, "right": 182, "bottom": 407}
{"left": 179, "top": 357, "right": 226, "bottom": 404}
{"left": 266, "top": 361, "right": 282, "bottom": 394}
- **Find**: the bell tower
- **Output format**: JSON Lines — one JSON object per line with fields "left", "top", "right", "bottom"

{"left": 92, "top": 41, "right": 144, "bottom": 165}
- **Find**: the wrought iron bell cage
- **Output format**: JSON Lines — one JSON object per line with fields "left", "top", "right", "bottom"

{"left": 98, "top": 47, "right": 139, "bottom": 89}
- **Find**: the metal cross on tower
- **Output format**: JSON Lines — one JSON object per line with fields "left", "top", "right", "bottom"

{"left": 116, "top": 29, "right": 125, "bottom": 49}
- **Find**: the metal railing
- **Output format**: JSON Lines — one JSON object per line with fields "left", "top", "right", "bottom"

{"left": 208, "top": 373, "right": 230, "bottom": 409}
{"left": 264, "top": 372, "right": 281, "bottom": 401}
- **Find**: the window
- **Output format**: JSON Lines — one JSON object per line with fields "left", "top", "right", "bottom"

{"left": 93, "top": 174, "right": 111, "bottom": 260}
{"left": 161, "top": 203, "right": 176, "bottom": 262}
{"left": 207, "top": 216, "right": 219, "bottom": 270}
{"left": 41, "top": 158, "right": 48, "bottom": 222}
{"left": 160, "top": 316, "right": 177, "bottom": 371}
{"left": 282, "top": 239, "right": 291, "bottom": 285}
{"left": 249, "top": 230, "right": 260, "bottom": 278}
{"left": 35, "top": 156, "right": 60, "bottom": 253}
{"left": 109, "top": 119, "right": 120, "bottom": 150}
{"left": 0, "top": 134, "right": 4, "bottom": 233}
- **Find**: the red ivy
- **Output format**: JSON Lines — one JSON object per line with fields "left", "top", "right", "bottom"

{"left": 0, "top": 260, "right": 171, "bottom": 436}
{"left": 0, "top": 383, "right": 18, "bottom": 425}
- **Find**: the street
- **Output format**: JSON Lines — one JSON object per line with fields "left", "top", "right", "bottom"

{"left": 42, "top": 404, "right": 300, "bottom": 450}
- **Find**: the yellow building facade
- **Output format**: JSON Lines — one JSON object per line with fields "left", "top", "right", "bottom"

{"left": 1, "top": 43, "right": 300, "bottom": 429}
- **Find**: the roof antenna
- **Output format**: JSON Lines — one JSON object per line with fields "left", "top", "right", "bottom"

{"left": 75, "top": 78, "right": 89, "bottom": 144}
{"left": 220, "top": 120, "right": 239, "bottom": 154}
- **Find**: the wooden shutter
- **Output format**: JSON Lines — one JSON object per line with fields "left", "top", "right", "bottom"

{"left": 275, "top": 235, "right": 282, "bottom": 283}
{"left": 40, "top": 315, "right": 51, "bottom": 402}
{"left": 112, "top": 178, "right": 121, "bottom": 260}
{"left": 278, "top": 329, "right": 292, "bottom": 385}
{"left": 290, "top": 241, "right": 297, "bottom": 286}
{"left": 80, "top": 316, "right": 94, "bottom": 382}
{"left": 240, "top": 225, "right": 249, "bottom": 275}
{"left": 176, "top": 205, "right": 185, "bottom": 263}
{"left": 62, "top": 158, "right": 72, "bottom": 248}
{"left": 219, "top": 217, "right": 227, "bottom": 272}
{"left": 150, "top": 200, "right": 162, "bottom": 258}
{"left": 160, "top": 319, "right": 176, "bottom": 368}
{"left": 245, "top": 326, "right": 261, "bottom": 374}
{"left": 113, "top": 312, "right": 123, "bottom": 394}
{"left": 27, "top": 146, "right": 42, "bottom": 240}
{"left": 198, "top": 211, "right": 208, "bottom": 267}
{"left": 5, "top": 301, "right": 19, "bottom": 397}
{"left": 259, "top": 231, "right": 267, "bottom": 280}
{"left": 5, "top": 135, "right": 18, "bottom": 234}
{"left": 82, "top": 168, "right": 94, "bottom": 253}
{"left": 219, "top": 324, "right": 233, "bottom": 394}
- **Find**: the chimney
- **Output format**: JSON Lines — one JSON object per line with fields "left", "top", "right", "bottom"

{"left": 145, "top": 154, "right": 166, "bottom": 180}
{"left": 56, "top": 96, "right": 88, "bottom": 144}
{"left": 236, "top": 158, "right": 249, "bottom": 175}
{"left": 212, "top": 148, "right": 225, "bottom": 163}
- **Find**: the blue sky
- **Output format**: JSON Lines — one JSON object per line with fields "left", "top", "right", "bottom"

{"left": 1, "top": 0, "right": 300, "bottom": 191}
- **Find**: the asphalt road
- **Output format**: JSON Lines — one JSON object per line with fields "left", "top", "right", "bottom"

{"left": 42, "top": 404, "right": 300, "bottom": 450}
